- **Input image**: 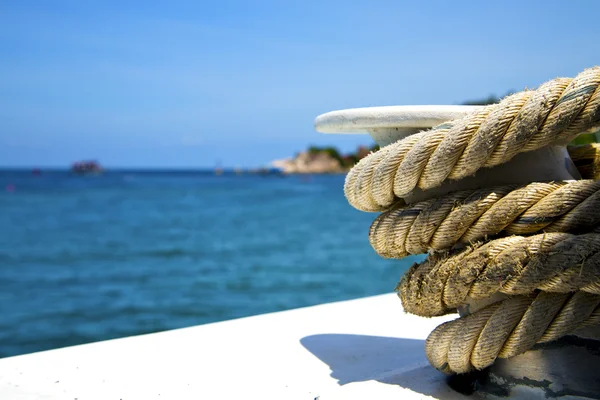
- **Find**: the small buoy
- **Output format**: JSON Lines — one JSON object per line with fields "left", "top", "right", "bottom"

{"left": 6, "top": 184, "right": 15, "bottom": 192}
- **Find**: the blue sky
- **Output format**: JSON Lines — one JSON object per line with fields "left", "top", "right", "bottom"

{"left": 1, "top": 0, "right": 599, "bottom": 168}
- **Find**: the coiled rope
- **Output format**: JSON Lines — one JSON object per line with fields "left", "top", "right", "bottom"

{"left": 345, "top": 67, "right": 600, "bottom": 374}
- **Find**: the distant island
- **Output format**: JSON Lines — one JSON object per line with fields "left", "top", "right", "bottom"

{"left": 271, "top": 144, "right": 380, "bottom": 174}
{"left": 72, "top": 160, "right": 103, "bottom": 175}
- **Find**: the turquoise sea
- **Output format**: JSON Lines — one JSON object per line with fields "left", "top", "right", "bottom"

{"left": 0, "top": 170, "right": 421, "bottom": 358}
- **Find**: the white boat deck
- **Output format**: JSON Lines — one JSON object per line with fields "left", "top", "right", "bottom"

{"left": 0, "top": 294, "right": 465, "bottom": 400}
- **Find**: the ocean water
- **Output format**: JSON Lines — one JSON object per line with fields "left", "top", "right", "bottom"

{"left": 0, "top": 170, "right": 422, "bottom": 358}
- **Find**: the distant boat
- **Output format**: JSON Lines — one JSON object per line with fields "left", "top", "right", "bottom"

{"left": 215, "top": 160, "right": 225, "bottom": 175}
{"left": 215, "top": 160, "right": 223, "bottom": 175}
{"left": 72, "top": 161, "right": 103, "bottom": 175}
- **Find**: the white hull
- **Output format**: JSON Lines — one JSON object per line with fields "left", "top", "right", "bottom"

{"left": 0, "top": 294, "right": 461, "bottom": 399}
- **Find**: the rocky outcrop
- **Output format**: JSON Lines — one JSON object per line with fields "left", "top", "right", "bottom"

{"left": 271, "top": 151, "right": 345, "bottom": 174}
{"left": 270, "top": 145, "right": 378, "bottom": 174}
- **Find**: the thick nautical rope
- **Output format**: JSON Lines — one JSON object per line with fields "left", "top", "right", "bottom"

{"left": 370, "top": 180, "right": 600, "bottom": 258}
{"left": 346, "top": 67, "right": 600, "bottom": 212}
{"left": 345, "top": 67, "right": 600, "bottom": 374}
{"left": 569, "top": 143, "right": 600, "bottom": 180}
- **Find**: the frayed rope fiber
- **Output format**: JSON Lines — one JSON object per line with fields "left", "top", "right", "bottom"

{"left": 345, "top": 67, "right": 600, "bottom": 374}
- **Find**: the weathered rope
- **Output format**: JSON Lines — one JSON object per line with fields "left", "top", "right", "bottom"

{"left": 370, "top": 180, "right": 600, "bottom": 258}
{"left": 569, "top": 143, "right": 600, "bottom": 180}
{"left": 425, "top": 291, "right": 600, "bottom": 374}
{"left": 346, "top": 67, "right": 600, "bottom": 212}
{"left": 344, "top": 67, "right": 600, "bottom": 374}
{"left": 398, "top": 232, "right": 600, "bottom": 317}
